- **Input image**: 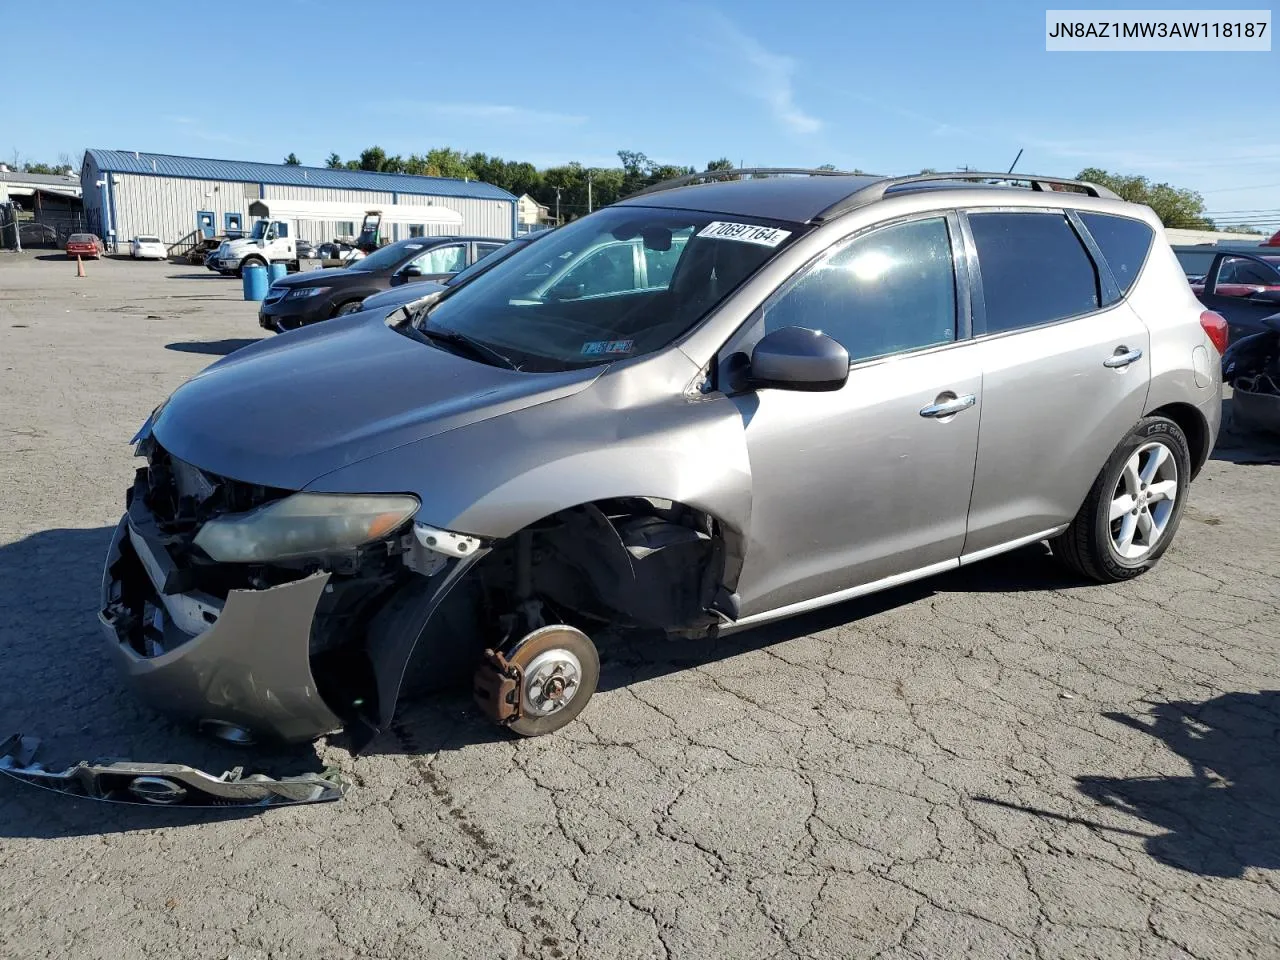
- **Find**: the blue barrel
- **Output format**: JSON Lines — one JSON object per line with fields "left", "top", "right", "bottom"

{"left": 268, "top": 261, "right": 288, "bottom": 284}
{"left": 242, "top": 264, "right": 268, "bottom": 301}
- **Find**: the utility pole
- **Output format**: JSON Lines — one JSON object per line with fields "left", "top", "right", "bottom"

{"left": 555, "top": 187, "right": 561, "bottom": 224}
{"left": 587, "top": 172, "right": 592, "bottom": 214}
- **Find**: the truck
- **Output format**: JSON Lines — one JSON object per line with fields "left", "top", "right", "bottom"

{"left": 207, "top": 199, "right": 465, "bottom": 276}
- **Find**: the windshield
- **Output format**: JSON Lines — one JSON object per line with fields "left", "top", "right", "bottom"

{"left": 418, "top": 208, "right": 799, "bottom": 372}
{"left": 348, "top": 239, "right": 425, "bottom": 273}
{"left": 249, "top": 221, "right": 269, "bottom": 240}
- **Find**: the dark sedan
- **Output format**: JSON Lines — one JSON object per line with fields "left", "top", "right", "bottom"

{"left": 1174, "top": 245, "right": 1280, "bottom": 344}
{"left": 259, "top": 235, "right": 507, "bottom": 332}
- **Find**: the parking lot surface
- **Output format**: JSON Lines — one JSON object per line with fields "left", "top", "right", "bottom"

{"left": 1, "top": 253, "right": 1278, "bottom": 960}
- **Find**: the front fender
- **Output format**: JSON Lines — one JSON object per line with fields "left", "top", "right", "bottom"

{"left": 305, "top": 355, "right": 755, "bottom": 545}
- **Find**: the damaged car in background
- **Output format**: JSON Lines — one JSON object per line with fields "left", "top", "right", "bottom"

{"left": 74, "top": 169, "right": 1223, "bottom": 764}
{"left": 1223, "top": 313, "right": 1280, "bottom": 435}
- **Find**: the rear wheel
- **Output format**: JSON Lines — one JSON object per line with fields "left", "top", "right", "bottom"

{"left": 332, "top": 300, "right": 364, "bottom": 317}
{"left": 1052, "top": 416, "right": 1191, "bottom": 582}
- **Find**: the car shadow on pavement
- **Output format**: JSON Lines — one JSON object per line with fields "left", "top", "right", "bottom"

{"left": 1074, "top": 693, "right": 1280, "bottom": 878}
{"left": 33, "top": 253, "right": 80, "bottom": 262}
{"left": 166, "top": 272, "right": 230, "bottom": 280}
{"left": 165, "top": 338, "right": 263, "bottom": 356}
{"left": 977, "top": 693, "right": 1280, "bottom": 879}
{"left": 0, "top": 526, "right": 333, "bottom": 837}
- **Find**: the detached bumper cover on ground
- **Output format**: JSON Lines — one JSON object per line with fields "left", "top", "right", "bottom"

{"left": 0, "top": 735, "right": 345, "bottom": 807}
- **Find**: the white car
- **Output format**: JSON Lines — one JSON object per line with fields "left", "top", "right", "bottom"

{"left": 130, "top": 236, "right": 167, "bottom": 260}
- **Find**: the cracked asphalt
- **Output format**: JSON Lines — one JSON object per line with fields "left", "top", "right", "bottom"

{"left": 2, "top": 253, "right": 1278, "bottom": 959}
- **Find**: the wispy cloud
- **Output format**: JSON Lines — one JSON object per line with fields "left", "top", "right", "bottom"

{"left": 163, "top": 114, "right": 246, "bottom": 146}
{"left": 1023, "top": 136, "right": 1280, "bottom": 174}
{"left": 376, "top": 101, "right": 587, "bottom": 126}
{"left": 700, "top": 13, "right": 822, "bottom": 135}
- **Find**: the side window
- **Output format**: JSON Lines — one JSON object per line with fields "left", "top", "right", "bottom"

{"left": 1174, "top": 249, "right": 1214, "bottom": 281}
{"left": 641, "top": 233, "right": 690, "bottom": 290}
{"left": 1078, "top": 212, "right": 1153, "bottom": 300}
{"left": 474, "top": 242, "right": 503, "bottom": 261}
{"left": 1218, "top": 257, "right": 1274, "bottom": 287}
{"left": 275, "top": 221, "right": 289, "bottom": 239}
{"left": 968, "top": 212, "right": 1099, "bottom": 333}
{"left": 414, "top": 244, "right": 467, "bottom": 274}
{"left": 559, "top": 243, "right": 638, "bottom": 296}
{"left": 762, "top": 217, "right": 957, "bottom": 362}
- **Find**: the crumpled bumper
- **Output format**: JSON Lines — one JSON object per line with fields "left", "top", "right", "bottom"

{"left": 100, "top": 510, "right": 345, "bottom": 744}
{"left": 0, "top": 734, "right": 344, "bottom": 807}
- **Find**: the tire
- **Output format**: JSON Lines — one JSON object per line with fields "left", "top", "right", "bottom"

{"left": 1052, "top": 416, "right": 1191, "bottom": 583}
{"left": 332, "top": 300, "right": 364, "bottom": 317}
{"left": 238, "top": 257, "right": 265, "bottom": 278}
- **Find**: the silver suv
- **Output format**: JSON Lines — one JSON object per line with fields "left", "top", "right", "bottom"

{"left": 103, "top": 170, "right": 1224, "bottom": 748}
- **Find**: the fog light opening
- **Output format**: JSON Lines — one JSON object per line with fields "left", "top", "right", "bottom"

{"left": 199, "top": 720, "right": 257, "bottom": 746}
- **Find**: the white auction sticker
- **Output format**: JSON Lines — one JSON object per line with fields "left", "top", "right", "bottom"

{"left": 696, "top": 221, "right": 792, "bottom": 247}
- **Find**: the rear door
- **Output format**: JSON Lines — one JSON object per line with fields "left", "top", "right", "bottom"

{"left": 960, "top": 209, "right": 1152, "bottom": 556}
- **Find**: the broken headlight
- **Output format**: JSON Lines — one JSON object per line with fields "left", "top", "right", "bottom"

{"left": 192, "top": 492, "right": 420, "bottom": 563}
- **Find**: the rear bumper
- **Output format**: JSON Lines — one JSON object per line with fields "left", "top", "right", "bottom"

{"left": 99, "top": 510, "right": 344, "bottom": 744}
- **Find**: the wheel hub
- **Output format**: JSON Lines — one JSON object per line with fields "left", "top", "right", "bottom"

{"left": 523, "top": 649, "right": 582, "bottom": 716}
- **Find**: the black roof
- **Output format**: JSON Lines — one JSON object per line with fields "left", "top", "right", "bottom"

{"left": 617, "top": 171, "right": 1119, "bottom": 224}
{"left": 618, "top": 175, "right": 884, "bottom": 223}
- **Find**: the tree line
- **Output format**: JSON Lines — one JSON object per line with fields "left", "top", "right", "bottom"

{"left": 2, "top": 147, "right": 1230, "bottom": 231}
{"left": 287, "top": 148, "right": 1218, "bottom": 230}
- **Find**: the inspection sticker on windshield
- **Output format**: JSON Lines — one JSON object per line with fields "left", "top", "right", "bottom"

{"left": 581, "top": 339, "right": 634, "bottom": 356}
{"left": 697, "top": 221, "right": 792, "bottom": 247}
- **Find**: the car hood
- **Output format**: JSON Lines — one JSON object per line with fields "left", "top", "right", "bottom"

{"left": 360, "top": 281, "right": 447, "bottom": 313}
{"left": 150, "top": 312, "right": 603, "bottom": 490}
{"left": 269, "top": 267, "right": 357, "bottom": 289}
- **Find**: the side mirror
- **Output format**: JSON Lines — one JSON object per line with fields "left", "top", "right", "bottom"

{"left": 548, "top": 281, "right": 585, "bottom": 300}
{"left": 403, "top": 264, "right": 423, "bottom": 278}
{"left": 749, "top": 326, "right": 849, "bottom": 392}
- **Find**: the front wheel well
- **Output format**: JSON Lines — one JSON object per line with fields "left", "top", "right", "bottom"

{"left": 1147, "top": 402, "right": 1210, "bottom": 478}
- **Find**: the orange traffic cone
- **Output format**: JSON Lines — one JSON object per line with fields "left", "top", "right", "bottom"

{"left": 76, "top": 255, "right": 85, "bottom": 278}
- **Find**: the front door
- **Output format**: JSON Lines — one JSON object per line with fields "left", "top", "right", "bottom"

{"left": 1199, "top": 254, "right": 1280, "bottom": 343}
{"left": 726, "top": 214, "right": 982, "bottom": 617}
{"left": 960, "top": 209, "right": 1151, "bottom": 555}
{"left": 196, "top": 210, "right": 215, "bottom": 239}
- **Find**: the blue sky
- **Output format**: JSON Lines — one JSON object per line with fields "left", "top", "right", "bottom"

{"left": 6, "top": 0, "right": 1278, "bottom": 229}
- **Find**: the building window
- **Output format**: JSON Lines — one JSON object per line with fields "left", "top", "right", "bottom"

{"left": 336, "top": 221, "right": 355, "bottom": 238}
{"left": 409, "top": 224, "right": 425, "bottom": 238}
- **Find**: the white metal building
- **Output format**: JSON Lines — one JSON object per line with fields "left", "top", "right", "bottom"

{"left": 80, "top": 149, "right": 517, "bottom": 248}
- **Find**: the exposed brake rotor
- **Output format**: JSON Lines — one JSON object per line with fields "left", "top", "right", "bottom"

{"left": 472, "top": 624, "right": 600, "bottom": 737}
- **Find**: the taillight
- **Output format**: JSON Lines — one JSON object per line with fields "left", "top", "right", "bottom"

{"left": 1199, "top": 310, "right": 1228, "bottom": 355}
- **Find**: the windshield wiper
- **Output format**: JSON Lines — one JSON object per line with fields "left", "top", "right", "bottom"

{"left": 418, "top": 324, "right": 521, "bottom": 371}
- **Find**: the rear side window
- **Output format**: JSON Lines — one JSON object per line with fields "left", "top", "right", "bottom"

{"left": 968, "top": 212, "right": 1100, "bottom": 334}
{"left": 1079, "top": 213, "right": 1154, "bottom": 299}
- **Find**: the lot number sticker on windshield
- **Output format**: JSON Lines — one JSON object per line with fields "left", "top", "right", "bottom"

{"left": 697, "top": 221, "right": 792, "bottom": 247}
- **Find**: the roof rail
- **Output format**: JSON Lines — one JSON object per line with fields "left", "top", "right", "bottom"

{"left": 627, "top": 167, "right": 860, "bottom": 199}
{"left": 812, "top": 171, "right": 1119, "bottom": 222}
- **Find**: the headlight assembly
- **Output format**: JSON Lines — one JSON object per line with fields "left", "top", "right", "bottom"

{"left": 286, "top": 287, "right": 328, "bottom": 299}
{"left": 193, "top": 492, "right": 420, "bottom": 563}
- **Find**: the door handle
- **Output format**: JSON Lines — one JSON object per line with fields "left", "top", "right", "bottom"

{"left": 1103, "top": 347, "right": 1143, "bottom": 368}
{"left": 919, "top": 393, "right": 977, "bottom": 418}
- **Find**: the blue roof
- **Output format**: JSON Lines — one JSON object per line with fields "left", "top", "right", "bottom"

{"left": 85, "top": 149, "right": 516, "bottom": 202}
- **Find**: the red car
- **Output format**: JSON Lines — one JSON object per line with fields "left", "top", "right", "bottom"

{"left": 65, "top": 233, "right": 104, "bottom": 259}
